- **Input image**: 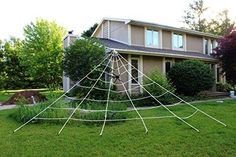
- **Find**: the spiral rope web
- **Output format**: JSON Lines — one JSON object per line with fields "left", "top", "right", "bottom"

{"left": 13, "top": 50, "right": 227, "bottom": 135}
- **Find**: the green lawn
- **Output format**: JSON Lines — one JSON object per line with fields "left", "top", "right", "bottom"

{"left": 0, "top": 99, "right": 236, "bottom": 157}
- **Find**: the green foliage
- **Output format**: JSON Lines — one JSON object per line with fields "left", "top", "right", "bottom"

{"left": 183, "top": 0, "right": 208, "bottom": 32}
{"left": 81, "top": 23, "right": 98, "bottom": 37}
{"left": 207, "top": 10, "right": 235, "bottom": 36}
{"left": 216, "top": 82, "right": 235, "bottom": 92}
{"left": 183, "top": 1, "right": 234, "bottom": 36}
{"left": 75, "top": 102, "right": 128, "bottom": 125}
{"left": 168, "top": 60, "right": 215, "bottom": 96}
{"left": 0, "top": 37, "right": 31, "bottom": 89}
{"left": 137, "top": 71, "right": 177, "bottom": 106}
{"left": 11, "top": 102, "right": 68, "bottom": 123}
{"left": 63, "top": 38, "right": 105, "bottom": 82}
{"left": 21, "top": 19, "right": 66, "bottom": 87}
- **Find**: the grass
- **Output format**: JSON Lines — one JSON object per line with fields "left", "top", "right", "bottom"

{"left": 0, "top": 99, "right": 236, "bottom": 156}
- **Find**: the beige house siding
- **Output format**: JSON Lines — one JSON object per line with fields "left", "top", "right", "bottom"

{"left": 113, "top": 54, "right": 129, "bottom": 91}
{"left": 131, "top": 25, "right": 145, "bottom": 46}
{"left": 186, "top": 34, "right": 203, "bottom": 53}
{"left": 103, "top": 20, "right": 109, "bottom": 38}
{"left": 162, "top": 30, "right": 172, "bottom": 49}
{"left": 110, "top": 21, "right": 128, "bottom": 43}
{"left": 93, "top": 26, "right": 102, "bottom": 38}
{"left": 143, "top": 56, "right": 163, "bottom": 75}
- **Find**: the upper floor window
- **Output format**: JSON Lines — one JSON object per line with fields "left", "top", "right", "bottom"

{"left": 173, "top": 33, "right": 183, "bottom": 49}
{"left": 146, "top": 29, "right": 159, "bottom": 47}
{"left": 204, "top": 39, "right": 208, "bottom": 54}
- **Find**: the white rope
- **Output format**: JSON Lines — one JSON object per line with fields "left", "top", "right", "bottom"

{"left": 100, "top": 55, "right": 114, "bottom": 135}
{"left": 75, "top": 81, "right": 156, "bottom": 94}
{"left": 117, "top": 52, "right": 227, "bottom": 127}
{"left": 35, "top": 115, "right": 176, "bottom": 122}
{"left": 49, "top": 100, "right": 183, "bottom": 113}
{"left": 117, "top": 54, "right": 200, "bottom": 132}
{"left": 58, "top": 54, "right": 113, "bottom": 134}
{"left": 115, "top": 55, "right": 148, "bottom": 133}
{"left": 13, "top": 53, "right": 112, "bottom": 133}
{"left": 64, "top": 91, "right": 168, "bottom": 103}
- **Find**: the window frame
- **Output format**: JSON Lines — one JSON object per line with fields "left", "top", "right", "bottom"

{"left": 145, "top": 29, "right": 160, "bottom": 48}
{"left": 172, "top": 32, "right": 184, "bottom": 50}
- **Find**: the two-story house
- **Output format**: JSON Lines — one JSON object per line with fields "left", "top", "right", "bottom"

{"left": 63, "top": 18, "right": 225, "bottom": 93}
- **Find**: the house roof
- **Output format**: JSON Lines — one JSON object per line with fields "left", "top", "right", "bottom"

{"left": 99, "top": 38, "right": 217, "bottom": 62}
{"left": 92, "top": 17, "right": 220, "bottom": 39}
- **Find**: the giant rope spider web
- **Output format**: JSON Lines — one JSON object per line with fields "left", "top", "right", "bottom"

{"left": 14, "top": 50, "right": 227, "bottom": 135}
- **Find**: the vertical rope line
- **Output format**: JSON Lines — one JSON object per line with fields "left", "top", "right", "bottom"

{"left": 116, "top": 54, "right": 148, "bottom": 133}
{"left": 99, "top": 53, "right": 114, "bottom": 136}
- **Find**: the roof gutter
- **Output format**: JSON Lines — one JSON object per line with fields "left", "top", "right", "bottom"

{"left": 112, "top": 48, "right": 218, "bottom": 63}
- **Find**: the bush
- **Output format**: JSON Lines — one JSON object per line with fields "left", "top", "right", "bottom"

{"left": 168, "top": 60, "right": 215, "bottom": 96}
{"left": 141, "top": 70, "right": 176, "bottom": 106}
{"left": 216, "top": 82, "right": 234, "bottom": 92}
{"left": 11, "top": 101, "right": 69, "bottom": 123}
{"left": 63, "top": 38, "right": 105, "bottom": 82}
{"left": 72, "top": 102, "right": 128, "bottom": 125}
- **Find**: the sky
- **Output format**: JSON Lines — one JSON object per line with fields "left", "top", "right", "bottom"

{"left": 0, "top": 0, "right": 236, "bottom": 40}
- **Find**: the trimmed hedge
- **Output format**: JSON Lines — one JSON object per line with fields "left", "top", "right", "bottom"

{"left": 168, "top": 60, "right": 215, "bottom": 96}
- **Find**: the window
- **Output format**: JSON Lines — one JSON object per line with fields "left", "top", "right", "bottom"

{"left": 131, "top": 59, "right": 139, "bottom": 84}
{"left": 204, "top": 39, "right": 208, "bottom": 54}
{"left": 173, "top": 33, "right": 183, "bottom": 49}
{"left": 146, "top": 29, "right": 159, "bottom": 47}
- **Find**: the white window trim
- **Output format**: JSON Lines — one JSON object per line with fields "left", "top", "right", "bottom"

{"left": 145, "top": 28, "right": 161, "bottom": 48}
{"left": 172, "top": 32, "right": 185, "bottom": 51}
{"left": 128, "top": 24, "right": 131, "bottom": 45}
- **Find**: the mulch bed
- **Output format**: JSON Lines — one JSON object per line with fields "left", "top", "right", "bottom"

{"left": 2, "top": 91, "right": 47, "bottom": 105}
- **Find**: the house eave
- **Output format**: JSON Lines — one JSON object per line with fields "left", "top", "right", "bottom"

{"left": 111, "top": 48, "right": 218, "bottom": 63}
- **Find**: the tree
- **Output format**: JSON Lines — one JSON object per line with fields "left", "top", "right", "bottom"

{"left": 81, "top": 23, "right": 98, "bottom": 38}
{"left": 183, "top": 0, "right": 208, "bottom": 32}
{"left": 207, "top": 10, "right": 235, "bottom": 36}
{"left": 63, "top": 38, "right": 105, "bottom": 82}
{"left": 168, "top": 60, "right": 215, "bottom": 96}
{"left": 183, "top": 0, "right": 235, "bottom": 36}
{"left": 0, "top": 37, "right": 30, "bottom": 89}
{"left": 21, "top": 19, "right": 66, "bottom": 87}
{"left": 214, "top": 30, "right": 236, "bottom": 84}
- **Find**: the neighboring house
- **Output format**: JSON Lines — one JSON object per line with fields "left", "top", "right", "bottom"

{"left": 63, "top": 18, "right": 225, "bottom": 93}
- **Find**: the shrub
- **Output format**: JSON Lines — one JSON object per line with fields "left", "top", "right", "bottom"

{"left": 74, "top": 102, "right": 128, "bottom": 125}
{"left": 216, "top": 82, "right": 234, "bottom": 92}
{"left": 141, "top": 70, "right": 176, "bottom": 106}
{"left": 11, "top": 101, "right": 69, "bottom": 123}
{"left": 168, "top": 60, "right": 215, "bottom": 96}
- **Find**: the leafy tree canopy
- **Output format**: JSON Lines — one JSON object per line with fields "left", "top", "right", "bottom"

{"left": 183, "top": 0, "right": 235, "bottom": 36}
{"left": 81, "top": 23, "right": 98, "bottom": 38}
{"left": 63, "top": 38, "right": 105, "bottom": 82}
{"left": 0, "top": 37, "right": 30, "bottom": 89}
{"left": 21, "top": 19, "right": 66, "bottom": 87}
{"left": 214, "top": 30, "right": 236, "bottom": 84}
